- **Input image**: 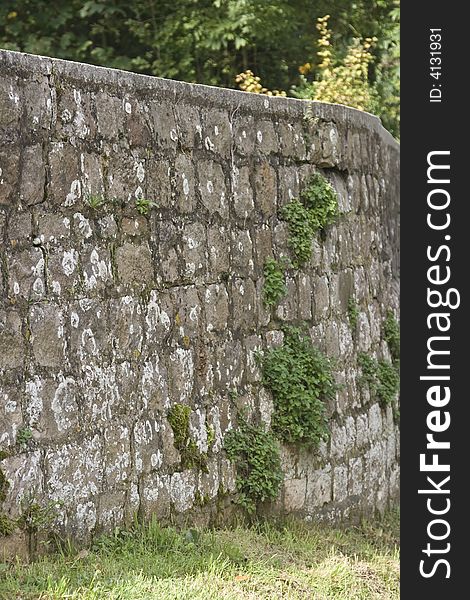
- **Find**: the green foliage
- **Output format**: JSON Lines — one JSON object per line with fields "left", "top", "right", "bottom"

{"left": 224, "top": 419, "right": 282, "bottom": 514}
{"left": 85, "top": 193, "right": 106, "bottom": 210}
{"left": 292, "top": 9, "right": 400, "bottom": 137}
{"left": 347, "top": 297, "right": 359, "bottom": 332}
{"left": 383, "top": 310, "right": 400, "bottom": 362}
{"left": 206, "top": 424, "right": 215, "bottom": 448}
{"left": 263, "top": 258, "right": 287, "bottom": 307}
{"left": 0, "top": 466, "right": 9, "bottom": 504}
{"left": 376, "top": 360, "right": 400, "bottom": 406}
{"left": 280, "top": 199, "right": 313, "bottom": 268}
{"left": 292, "top": 15, "right": 378, "bottom": 113}
{"left": 16, "top": 427, "right": 33, "bottom": 448}
{"left": 0, "top": 513, "right": 16, "bottom": 536}
{"left": 260, "top": 327, "right": 335, "bottom": 448}
{"left": 167, "top": 404, "right": 208, "bottom": 472}
{"left": 371, "top": 1, "right": 400, "bottom": 137}
{"left": 18, "top": 497, "right": 61, "bottom": 535}
{"left": 281, "top": 172, "right": 338, "bottom": 268}
{"left": 358, "top": 353, "right": 399, "bottom": 406}
{"left": 135, "top": 197, "right": 157, "bottom": 216}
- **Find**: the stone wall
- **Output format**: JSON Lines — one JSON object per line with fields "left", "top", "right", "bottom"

{"left": 0, "top": 49, "right": 399, "bottom": 552}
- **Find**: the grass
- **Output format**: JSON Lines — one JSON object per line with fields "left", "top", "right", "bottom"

{"left": 0, "top": 509, "right": 399, "bottom": 599}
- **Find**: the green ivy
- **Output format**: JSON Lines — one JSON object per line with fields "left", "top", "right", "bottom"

{"left": 224, "top": 418, "right": 282, "bottom": 515}
{"left": 300, "top": 172, "right": 338, "bottom": 229}
{"left": 281, "top": 173, "right": 338, "bottom": 267}
{"left": 16, "top": 427, "right": 33, "bottom": 448}
{"left": 347, "top": 297, "right": 359, "bottom": 332}
{"left": 260, "top": 326, "right": 335, "bottom": 448}
{"left": 384, "top": 310, "right": 400, "bottom": 362}
{"left": 358, "top": 353, "right": 399, "bottom": 406}
{"left": 376, "top": 360, "right": 400, "bottom": 406}
{"left": 263, "top": 258, "right": 287, "bottom": 307}
{"left": 167, "top": 404, "right": 208, "bottom": 472}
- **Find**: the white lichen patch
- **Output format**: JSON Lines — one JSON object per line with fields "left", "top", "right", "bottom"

{"left": 73, "top": 212, "right": 92, "bottom": 238}
{"left": 189, "top": 408, "right": 207, "bottom": 453}
{"left": 25, "top": 376, "right": 44, "bottom": 426}
{"left": 169, "top": 347, "right": 194, "bottom": 402}
{"left": 145, "top": 294, "right": 170, "bottom": 336}
{"left": 134, "top": 161, "right": 145, "bottom": 183}
{"left": 84, "top": 248, "right": 111, "bottom": 290}
{"left": 1, "top": 451, "right": 42, "bottom": 514}
{"left": 65, "top": 180, "right": 81, "bottom": 207}
{"left": 62, "top": 249, "right": 79, "bottom": 276}
{"left": 170, "top": 471, "right": 196, "bottom": 512}
{"left": 204, "top": 137, "right": 214, "bottom": 151}
{"left": 46, "top": 435, "right": 102, "bottom": 506}
{"left": 182, "top": 174, "right": 190, "bottom": 196}
{"left": 76, "top": 501, "right": 97, "bottom": 533}
{"left": 51, "top": 375, "right": 78, "bottom": 433}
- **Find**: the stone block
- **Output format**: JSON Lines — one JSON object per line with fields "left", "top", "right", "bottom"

{"left": 181, "top": 222, "right": 207, "bottom": 281}
{"left": 204, "top": 284, "right": 229, "bottom": 333}
{"left": 48, "top": 142, "right": 81, "bottom": 207}
{"left": 20, "top": 145, "right": 45, "bottom": 206}
{"left": 231, "top": 228, "right": 254, "bottom": 277}
{"left": 29, "top": 303, "right": 65, "bottom": 368}
{"left": 233, "top": 115, "right": 256, "bottom": 156}
{"left": 306, "top": 465, "right": 332, "bottom": 508}
{"left": 232, "top": 165, "right": 254, "bottom": 219}
{"left": 0, "top": 146, "right": 20, "bottom": 205}
{"left": 284, "top": 478, "right": 307, "bottom": 511}
{"left": 253, "top": 160, "right": 277, "bottom": 217}
{"left": 23, "top": 374, "right": 79, "bottom": 439}
{"left": 207, "top": 225, "right": 230, "bottom": 277}
{"left": 0, "top": 385, "right": 23, "bottom": 447}
{"left": 0, "top": 310, "right": 23, "bottom": 370}
{"left": 174, "top": 103, "right": 203, "bottom": 149}
{"left": 197, "top": 160, "right": 228, "bottom": 218}
{"left": 232, "top": 278, "right": 256, "bottom": 331}
{"left": 115, "top": 242, "right": 154, "bottom": 289}
{"left": 8, "top": 247, "right": 45, "bottom": 299}
{"left": 173, "top": 154, "right": 196, "bottom": 213}
{"left": 254, "top": 120, "right": 279, "bottom": 155}
{"left": 202, "top": 110, "right": 231, "bottom": 158}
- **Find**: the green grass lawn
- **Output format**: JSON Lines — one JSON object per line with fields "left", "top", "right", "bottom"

{"left": 0, "top": 509, "right": 399, "bottom": 599}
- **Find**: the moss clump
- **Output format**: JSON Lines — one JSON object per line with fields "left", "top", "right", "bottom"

{"left": 206, "top": 423, "right": 215, "bottom": 448}
{"left": 167, "top": 404, "right": 208, "bottom": 472}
